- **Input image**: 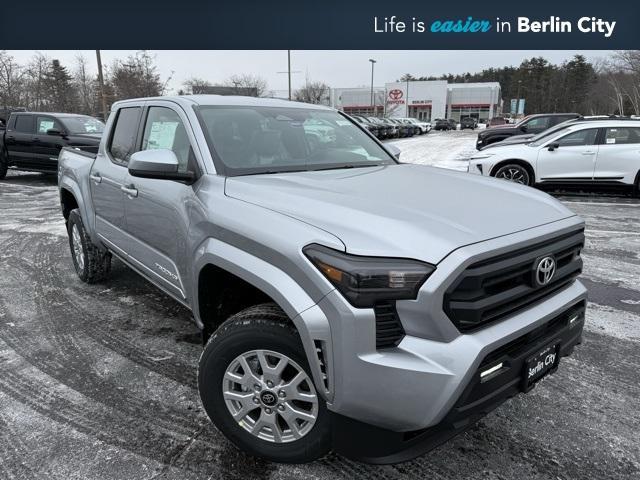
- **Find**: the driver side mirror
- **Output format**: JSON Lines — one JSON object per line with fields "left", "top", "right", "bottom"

{"left": 47, "top": 128, "right": 64, "bottom": 136}
{"left": 128, "top": 149, "right": 196, "bottom": 183}
{"left": 386, "top": 143, "right": 401, "bottom": 160}
{"left": 547, "top": 142, "right": 560, "bottom": 152}
{"left": 520, "top": 124, "right": 528, "bottom": 133}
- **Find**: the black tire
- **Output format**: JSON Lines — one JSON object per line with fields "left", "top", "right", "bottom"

{"left": 199, "top": 303, "right": 331, "bottom": 463}
{"left": 493, "top": 163, "right": 533, "bottom": 186}
{"left": 0, "top": 148, "right": 8, "bottom": 180}
{"left": 67, "top": 209, "right": 111, "bottom": 283}
{"left": 634, "top": 171, "right": 640, "bottom": 198}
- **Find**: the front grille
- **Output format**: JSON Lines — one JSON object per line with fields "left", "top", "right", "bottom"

{"left": 374, "top": 302, "right": 405, "bottom": 349}
{"left": 444, "top": 228, "right": 584, "bottom": 332}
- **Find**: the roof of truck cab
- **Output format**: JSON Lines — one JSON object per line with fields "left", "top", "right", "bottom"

{"left": 113, "top": 95, "right": 333, "bottom": 111}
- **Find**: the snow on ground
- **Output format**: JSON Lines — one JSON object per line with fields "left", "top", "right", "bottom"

{"left": 387, "top": 130, "right": 477, "bottom": 171}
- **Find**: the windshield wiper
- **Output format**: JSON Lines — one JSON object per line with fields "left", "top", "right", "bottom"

{"left": 312, "top": 164, "right": 384, "bottom": 172}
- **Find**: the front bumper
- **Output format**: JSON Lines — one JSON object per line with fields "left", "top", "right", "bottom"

{"left": 331, "top": 299, "right": 585, "bottom": 464}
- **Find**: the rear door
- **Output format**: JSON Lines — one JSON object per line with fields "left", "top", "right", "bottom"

{"left": 90, "top": 106, "right": 143, "bottom": 253}
{"left": 593, "top": 127, "right": 640, "bottom": 185}
{"left": 4, "top": 114, "right": 36, "bottom": 166}
{"left": 536, "top": 128, "right": 599, "bottom": 182}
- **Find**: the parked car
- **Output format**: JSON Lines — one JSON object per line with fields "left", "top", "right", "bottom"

{"left": 460, "top": 117, "right": 478, "bottom": 130}
{"left": 389, "top": 118, "right": 413, "bottom": 137}
{"left": 59, "top": 95, "right": 587, "bottom": 464}
{"left": 377, "top": 117, "right": 400, "bottom": 138}
{"left": 433, "top": 118, "right": 452, "bottom": 131}
{"left": 488, "top": 117, "right": 507, "bottom": 127}
{"left": 366, "top": 117, "right": 393, "bottom": 139}
{"left": 476, "top": 113, "right": 580, "bottom": 150}
{"left": 350, "top": 115, "right": 381, "bottom": 139}
{"left": 403, "top": 117, "right": 431, "bottom": 134}
{"left": 447, "top": 119, "right": 458, "bottom": 130}
{"left": 0, "top": 112, "right": 104, "bottom": 178}
{"left": 468, "top": 119, "right": 640, "bottom": 194}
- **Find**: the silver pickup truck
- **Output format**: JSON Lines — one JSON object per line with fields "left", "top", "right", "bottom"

{"left": 58, "top": 95, "right": 587, "bottom": 464}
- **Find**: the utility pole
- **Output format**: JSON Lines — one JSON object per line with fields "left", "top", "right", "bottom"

{"left": 406, "top": 78, "right": 410, "bottom": 118}
{"left": 277, "top": 50, "right": 300, "bottom": 100}
{"left": 95, "top": 50, "right": 108, "bottom": 121}
{"left": 369, "top": 59, "right": 377, "bottom": 114}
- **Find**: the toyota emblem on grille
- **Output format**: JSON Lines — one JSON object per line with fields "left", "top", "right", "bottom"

{"left": 535, "top": 256, "right": 556, "bottom": 286}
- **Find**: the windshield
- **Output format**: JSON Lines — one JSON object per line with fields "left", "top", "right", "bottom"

{"left": 60, "top": 116, "right": 105, "bottom": 134}
{"left": 198, "top": 106, "right": 396, "bottom": 176}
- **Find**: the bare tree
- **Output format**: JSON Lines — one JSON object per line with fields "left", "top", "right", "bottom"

{"left": 74, "top": 55, "right": 98, "bottom": 115}
{"left": 23, "top": 52, "right": 50, "bottom": 111}
{"left": 182, "top": 77, "right": 212, "bottom": 95}
{"left": 225, "top": 73, "right": 268, "bottom": 97}
{"left": 294, "top": 80, "right": 330, "bottom": 105}
{"left": 0, "top": 50, "right": 25, "bottom": 110}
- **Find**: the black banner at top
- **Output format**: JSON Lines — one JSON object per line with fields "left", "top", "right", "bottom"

{"left": 0, "top": 0, "right": 638, "bottom": 49}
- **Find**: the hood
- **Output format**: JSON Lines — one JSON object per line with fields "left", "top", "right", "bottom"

{"left": 225, "top": 164, "right": 575, "bottom": 263}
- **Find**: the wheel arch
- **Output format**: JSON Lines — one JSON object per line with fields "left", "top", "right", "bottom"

{"left": 490, "top": 159, "right": 536, "bottom": 183}
{"left": 192, "top": 238, "right": 333, "bottom": 399}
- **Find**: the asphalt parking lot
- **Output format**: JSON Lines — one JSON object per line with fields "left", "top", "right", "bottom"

{"left": 0, "top": 133, "right": 639, "bottom": 480}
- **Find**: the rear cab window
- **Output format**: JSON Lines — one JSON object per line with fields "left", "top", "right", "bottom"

{"left": 108, "top": 107, "right": 142, "bottom": 165}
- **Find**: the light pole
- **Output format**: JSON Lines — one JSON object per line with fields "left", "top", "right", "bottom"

{"left": 516, "top": 80, "right": 522, "bottom": 118}
{"left": 369, "top": 59, "right": 377, "bottom": 114}
{"left": 95, "top": 50, "right": 108, "bottom": 121}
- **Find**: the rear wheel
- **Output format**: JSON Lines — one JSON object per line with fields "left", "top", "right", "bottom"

{"left": 67, "top": 209, "right": 112, "bottom": 283}
{"left": 199, "top": 304, "right": 331, "bottom": 463}
{"left": 493, "top": 163, "right": 532, "bottom": 186}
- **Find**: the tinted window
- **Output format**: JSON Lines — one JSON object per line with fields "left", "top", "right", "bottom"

{"left": 108, "top": 107, "right": 142, "bottom": 164}
{"left": 141, "top": 107, "right": 193, "bottom": 173}
{"left": 36, "top": 116, "right": 63, "bottom": 134}
{"left": 524, "top": 117, "right": 550, "bottom": 132}
{"left": 14, "top": 115, "right": 35, "bottom": 133}
{"left": 604, "top": 127, "right": 640, "bottom": 145}
{"left": 556, "top": 128, "right": 598, "bottom": 147}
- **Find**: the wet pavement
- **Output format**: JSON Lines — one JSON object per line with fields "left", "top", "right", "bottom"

{"left": 0, "top": 170, "right": 638, "bottom": 480}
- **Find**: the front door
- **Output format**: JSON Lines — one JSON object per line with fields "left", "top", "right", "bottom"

{"left": 90, "top": 106, "right": 143, "bottom": 253}
{"left": 122, "top": 104, "right": 199, "bottom": 301}
{"left": 33, "top": 115, "right": 66, "bottom": 170}
{"left": 536, "top": 128, "right": 599, "bottom": 182}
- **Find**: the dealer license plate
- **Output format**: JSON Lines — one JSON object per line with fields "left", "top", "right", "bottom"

{"left": 523, "top": 343, "right": 559, "bottom": 390}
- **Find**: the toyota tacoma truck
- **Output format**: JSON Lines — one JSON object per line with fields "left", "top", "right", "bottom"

{"left": 57, "top": 95, "right": 587, "bottom": 464}
{"left": 0, "top": 111, "right": 103, "bottom": 178}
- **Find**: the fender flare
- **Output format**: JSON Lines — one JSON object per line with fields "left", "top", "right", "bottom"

{"left": 59, "top": 178, "right": 90, "bottom": 229}
{"left": 192, "top": 237, "right": 333, "bottom": 399}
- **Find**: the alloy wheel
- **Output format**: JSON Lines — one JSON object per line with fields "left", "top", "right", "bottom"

{"left": 222, "top": 349, "right": 318, "bottom": 443}
{"left": 495, "top": 165, "right": 530, "bottom": 185}
{"left": 71, "top": 224, "right": 85, "bottom": 271}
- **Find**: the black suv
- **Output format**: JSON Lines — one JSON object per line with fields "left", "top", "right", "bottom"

{"left": 476, "top": 113, "right": 580, "bottom": 149}
{"left": 461, "top": 117, "right": 478, "bottom": 130}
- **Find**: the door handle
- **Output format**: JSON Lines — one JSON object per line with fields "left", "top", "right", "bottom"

{"left": 121, "top": 185, "right": 138, "bottom": 197}
{"left": 32, "top": 137, "right": 41, "bottom": 142}
{"left": 581, "top": 151, "right": 596, "bottom": 155}
{"left": 6, "top": 136, "right": 14, "bottom": 141}
{"left": 89, "top": 174, "right": 102, "bottom": 183}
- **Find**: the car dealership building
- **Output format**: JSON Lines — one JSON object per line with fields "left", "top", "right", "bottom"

{"left": 331, "top": 80, "right": 502, "bottom": 122}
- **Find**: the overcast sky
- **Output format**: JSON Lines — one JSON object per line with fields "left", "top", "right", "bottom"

{"left": 6, "top": 50, "right": 613, "bottom": 94}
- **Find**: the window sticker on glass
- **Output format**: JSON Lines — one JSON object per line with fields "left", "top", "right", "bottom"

{"left": 39, "top": 120, "right": 54, "bottom": 133}
{"left": 606, "top": 138, "right": 616, "bottom": 144}
{"left": 336, "top": 120, "right": 352, "bottom": 126}
{"left": 147, "top": 121, "right": 179, "bottom": 149}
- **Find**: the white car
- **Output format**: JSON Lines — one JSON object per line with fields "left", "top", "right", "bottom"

{"left": 468, "top": 120, "right": 640, "bottom": 194}
{"left": 402, "top": 117, "right": 431, "bottom": 134}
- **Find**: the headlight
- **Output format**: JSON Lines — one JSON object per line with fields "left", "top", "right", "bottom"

{"left": 304, "top": 244, "right": 435, "bottom": 308}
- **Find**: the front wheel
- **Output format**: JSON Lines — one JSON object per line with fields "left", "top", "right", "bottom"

{"left": 493, "top": 164, "right": 532, "bottom": 186}
{"left": 198, "top": 304, "right": 331, "bottom": 463}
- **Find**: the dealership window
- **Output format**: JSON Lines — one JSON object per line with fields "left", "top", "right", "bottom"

{"left": 448, "top": 106, "right": 490, "bottom": 122}
{"left": 555, "top": 129, "right": 598, "bottom": 147}
{"left": 604, "top": 127, "right": 640, "bottom": 145}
